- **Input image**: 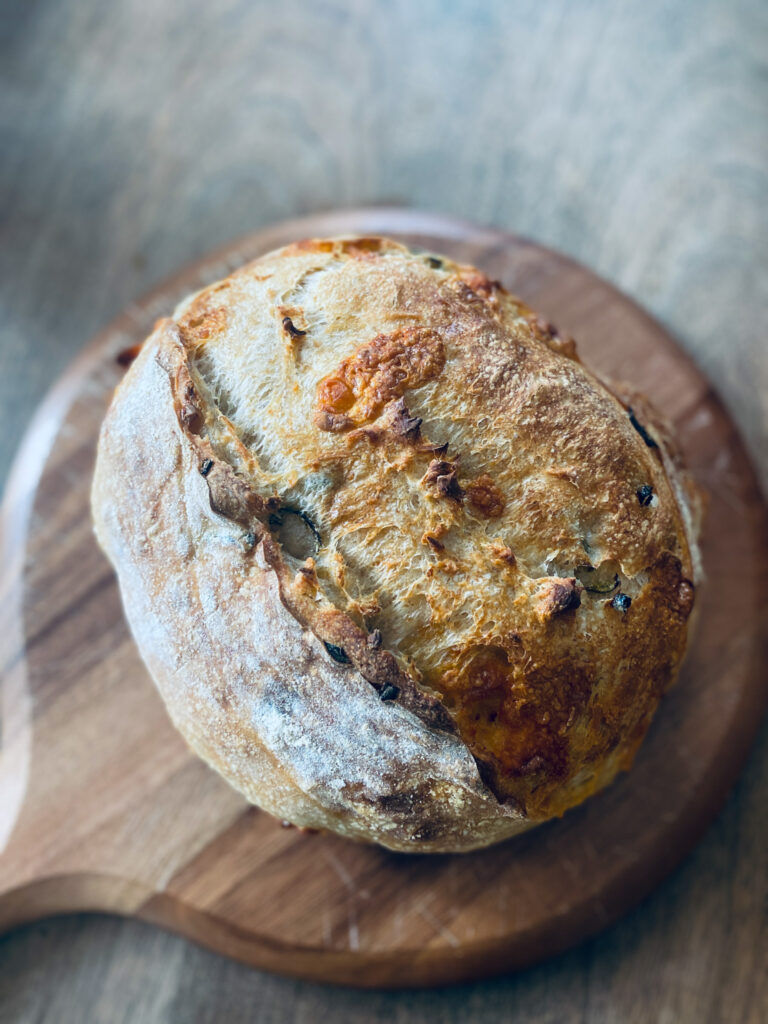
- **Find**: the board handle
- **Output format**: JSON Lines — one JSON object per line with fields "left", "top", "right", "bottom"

{"left": 0, "top": 873, "right": 152, "bottom": 934}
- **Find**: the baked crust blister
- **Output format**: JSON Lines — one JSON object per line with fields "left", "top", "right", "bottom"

{"left": 92, "top": 236, "right": 702, "bottom": 852}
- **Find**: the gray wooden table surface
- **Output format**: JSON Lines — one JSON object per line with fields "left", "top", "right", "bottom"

{"left": 1, "top": 1, "right": 766, "bottom": 1021}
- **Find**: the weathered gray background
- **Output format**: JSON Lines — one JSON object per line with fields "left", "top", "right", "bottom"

{"left": 1, "top": 0, "right": 766, "bottom": 1021}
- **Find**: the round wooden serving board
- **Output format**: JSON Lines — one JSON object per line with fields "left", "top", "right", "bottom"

{"left": 1, "top": 209, "right": 767, "bottom": 989}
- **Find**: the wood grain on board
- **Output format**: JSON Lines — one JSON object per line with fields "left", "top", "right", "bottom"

{"left": 1, "top": 210, "right": 767, "bottom": 989}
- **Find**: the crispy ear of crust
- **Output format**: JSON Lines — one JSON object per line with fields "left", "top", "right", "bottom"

{"left": 92, "top": 324, "right": 528, "bottom": 852}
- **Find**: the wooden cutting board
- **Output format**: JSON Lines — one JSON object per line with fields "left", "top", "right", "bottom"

{"left": 1, "top": 209, "right": 767, "bottom": 989}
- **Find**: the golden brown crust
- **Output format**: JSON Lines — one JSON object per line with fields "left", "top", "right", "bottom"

{"left": 92, "top": 236, "right": 702, "bottom": 851}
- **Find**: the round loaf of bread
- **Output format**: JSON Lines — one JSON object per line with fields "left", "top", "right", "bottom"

{"left": 92, "top": 236, "right": 702, "bottom": 853}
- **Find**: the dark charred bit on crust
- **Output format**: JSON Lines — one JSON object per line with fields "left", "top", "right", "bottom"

{"left": 385, "top": 397, "right": 422, "bottom": 441}
{"left": 416, "top": 439, "right": 450, "bottom": 456}
{"left": 424, "top": 533, "right": 445, "bottom": 551}
{"left": 421, "top": 460, "right": 464, "bottom": 503}
{"left": 528, "top": 315, "right": 567, "bottom": 346}
{"left": 540, "top": 578, "right": 582, "bottom": 618}
{"left": 349, "top": 397, "right": 427, "bottom": 446}
{"left": 323, "top": 641, "right": 350, "bottom": 664}
{"left": 426, "top": 256, "right": 443, "bottom": 269}
{"left": 457, "top": 269, "right": 499, "bottom": 299}
{"left": 199, "top": 458, "right": 213, "bottom": 477}
{"left": 367, "top": 628, "right": 383, "bottom": 650}
{"left": 282, "top": 316, "right": 306, "bottom": 339}
{"left": 528, "top": 314, "right": 578, "bottom": 360}
{"left": 628, "top": 408, "right": 659, "bottom": 449}
{"left": 116, "top": 342, "right": 142, "bottom": 367}
{"left": 637, "top": 484, "right": 654, "bottom": 507}
{"left": 529, "top": 314, "right": 559, "bottom": 339}
{"left": 490, "top": 542, "right": 516, "bottom": 567}
{"left": 379, "top": 684, "right": 400, "bottom": 702}
{"left": 610, "top": 592, "right": 632, "bottom": 612}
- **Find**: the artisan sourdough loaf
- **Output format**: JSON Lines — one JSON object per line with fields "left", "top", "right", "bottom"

{"left": 92, "top": 237, "right": 702, "bottom": 852}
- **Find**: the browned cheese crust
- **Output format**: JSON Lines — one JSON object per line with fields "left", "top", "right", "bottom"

{"left": 91, "top": 237, "right": 702, "bottom": 852}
